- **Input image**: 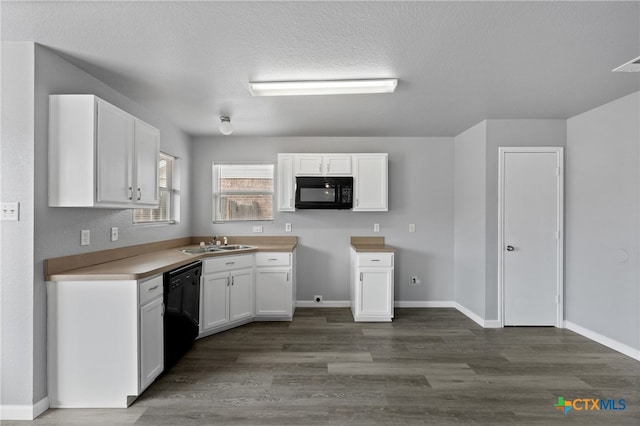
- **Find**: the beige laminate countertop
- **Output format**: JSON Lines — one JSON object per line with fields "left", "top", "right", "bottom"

{"left": 350, "top": 236, "right": 395, "bottom": 253}
{"left": 47, "top": 241, "right": 296, "bottom": 282}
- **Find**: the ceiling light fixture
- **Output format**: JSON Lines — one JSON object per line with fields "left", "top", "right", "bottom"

{"left": 219, "top": 116, "right": 233, "bottom": 135}
{"left": 612, "top": 55, "right": 640, "bottom": 72}
{"left": 248, "top": 79, "right": 398, "bottom": 97}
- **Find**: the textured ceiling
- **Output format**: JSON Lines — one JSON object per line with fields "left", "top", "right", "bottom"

{"left": 2, "top": 1, "right": 639, "bottom": 137}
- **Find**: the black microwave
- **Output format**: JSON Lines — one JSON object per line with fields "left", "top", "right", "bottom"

{"left": 295, "top": 176, "right": 353, "bottom": 209}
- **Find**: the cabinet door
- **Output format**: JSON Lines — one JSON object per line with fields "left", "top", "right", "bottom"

{"left": 255, "top": 268, "right": 292, "bottom": 316}
{"left": 139, "top": 297, "right": 164, "bottom": 391}
{"left": 358, "top": 268, "right": 393, "bottom": 317}
{"left": 353, "top": 154, "right": 388, "bottom": 211}
{"left": 134, "top": 120, "right": 159, "bottom": 206}
{"left": 229, "top": 269, "right": 254, "bottom": 322}
{"left": 294, "top": 155, "right": 323, "bottom": 175}
{"left": 277, "top": 154, "right": 295, "bottom": 211}
{"left": 324, "top": 155, "right": 352, "bottom": 175}
{"left": 201, "top": 272, "right": 230, "bottom": 330}
{"left": 96, "top": 100, "right": 135, "bottom": 204}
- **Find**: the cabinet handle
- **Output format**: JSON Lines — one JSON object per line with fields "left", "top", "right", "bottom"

{"left": 161, "top": 302, "right": 165, "bottom": 316}
{"left": 360, "top": 272, "right": 363, "bottom": 282}
{"left": 268, "top": 258, "right": 278, "bottom": 261}
{"left": 226, "top": 277, "right": 230, "bottom": 287}
{"left": 370, "top": 259, "right": 380, "bottom": 262}
{"left": 148, "top": 285, "right": 159, "bottom": 291}
{"left": 137, "top": 188, "right": 141, "bottom": 201}
{"left": 318, "top": 164, "right": 322, "bottom": 173}
{"left": 231, "top": 276, "right": 235, "bottom": 286}
{"left": 225, "top": 261, "right": 235, "bottom": 266}
{"left": 128, "top": 187, "right": 133, "bottom": 200}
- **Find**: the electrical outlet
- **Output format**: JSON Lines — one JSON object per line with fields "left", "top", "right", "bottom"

{"left": 285, "top": 223, "right": 292, "bottom": 232}
{"left": 111, "top": 227, "right": 118, "bottom": 242}
{"left": 409, "top": 223, "right": 416, "bottom": 233}
{"left": 252, "top": 225, "right": 263, "bottom": 233}
{"left": 373, "top": 223, "right": 380, "bottom": 233}
{"left": 410, "top": 276, "right": 421, "bottom": 286}
{"left": 0, "top": 202, "right": 19, "bottom": 221}
{"left": 314, "top": 295, "right": 323, "bottom": 303}
{"left": 81, "top": 230, "right": 90, "bottom": 246}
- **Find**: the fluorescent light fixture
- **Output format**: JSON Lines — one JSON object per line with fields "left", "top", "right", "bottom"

{"left": 248, "top": 79, "right": 398, "bottom": 96}
{"left": 612, "top": 55, "right": 640, "bottom": 72}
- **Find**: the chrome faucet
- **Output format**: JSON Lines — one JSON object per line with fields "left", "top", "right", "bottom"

{"left": 223, "top": 237, "right": 228, "bottom": 246}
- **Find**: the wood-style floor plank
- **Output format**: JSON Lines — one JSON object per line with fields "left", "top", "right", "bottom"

{"left": 8, "top": 307, "right": 640, "bottom": 425}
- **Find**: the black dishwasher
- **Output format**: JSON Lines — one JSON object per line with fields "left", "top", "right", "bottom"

{"left": 164, "top": 260, "right": 202, "bottom": 371}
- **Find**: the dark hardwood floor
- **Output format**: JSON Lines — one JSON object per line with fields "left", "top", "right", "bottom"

{"left": 13, "top": 308, "right": 640, "bottom": 425}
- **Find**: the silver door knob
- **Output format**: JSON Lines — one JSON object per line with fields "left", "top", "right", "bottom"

{"left": 506, "top": 245, "right": 515, "bottom": 251}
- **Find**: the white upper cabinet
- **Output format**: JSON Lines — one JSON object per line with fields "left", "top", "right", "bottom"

{"left": 293, "top": 154, "right": 352, "bottom": 176}
{"left": 49, "top": 95, "right": 159, "bottom": 208}
{"left": 352, "top": 154, "right": 388, "bottom": 211}
{"left": 277, "top": 154, "right": 295, "bottom": 211}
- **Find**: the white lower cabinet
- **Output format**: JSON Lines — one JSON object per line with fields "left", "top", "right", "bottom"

{"left": 47, "top": 274, "right": 164, "bottom": 408}
{"left": 350, "top": 250, "right": 394, "bottom": 322}
{"left": 255, "top": 251, "right": 296, "bottom": 319}
{"left": 200, "top": 255, "right": 254, "bottom": 335}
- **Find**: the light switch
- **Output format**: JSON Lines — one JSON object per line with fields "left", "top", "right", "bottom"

{"left": 111, "top": 227, "right": 118, "bottom": 242}
{"left": 374, "top": 224, "right": 380, "bottom": 233}
{"left": 285, "top": 223, "right": 292, "bottom": 232}
{"left": 253, "top": 225, "right": 263, "bottom": 233}
{"left": 409, "top": 224, "right": 416, "bottom": 233}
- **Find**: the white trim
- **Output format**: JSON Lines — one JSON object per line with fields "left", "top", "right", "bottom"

{"left": 453, "top": 302, "right": 485, "bottom": 327}
{"left": 295, "top": 300, "right": 351, "bottom": 308}
{"left": 498, "top": 147, "right": 564, "bottom": 327}
{"left": 394, "top": 301, "right": 455, "bottom": 308}
{"left": 0, "top": 397, "right": 49, "bottom": 420}
{"left": 564, "top": 321, "right": 640, "bottom": 361}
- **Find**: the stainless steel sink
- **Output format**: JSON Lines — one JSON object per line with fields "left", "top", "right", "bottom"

{"left": 217, "top": 244, "right": 254, "bottom": 251}
{"left": 179, "top": 244, "right": 254, "bottom": 255}
{"left": 180, "top": 246, "right": 221, "bottom": 255}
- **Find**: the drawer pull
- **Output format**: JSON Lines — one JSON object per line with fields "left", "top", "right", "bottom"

{"left": 148, "top": 285, "right": 160, "bottom": 291}
{"left": 268, "top": 258, "right": 278, "bottom": 261}
{"left": 370, "top": 259, "right": 381, "bottom": 262}
{"left": 225, "top": 262, "right": 235, "bottom": 266}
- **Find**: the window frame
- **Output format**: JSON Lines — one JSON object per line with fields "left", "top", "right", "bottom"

{"left": 133, "top": 152, "right": 179, "bottom": 225}
{"left": 212, "top": 162, "right": 275, "bottom": 223}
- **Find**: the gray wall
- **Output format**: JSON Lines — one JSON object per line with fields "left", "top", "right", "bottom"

{"left": 566, "top": 91, "right": 640, "bottom": 351}
{"left": 1, "top": 43, "right": 193, "bottom": 407}
{"left": 1, "top": 42, "right": 36, "bottom": 408}
{"left": 191, "top": 137, "right": 455, "bottom": 303}
{"left": 453, "top": 121, "right": 487, "bottom": 317}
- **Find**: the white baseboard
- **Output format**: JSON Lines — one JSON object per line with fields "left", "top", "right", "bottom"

{"left": 564, "top": 320, "right": 640, "bottom": 361}
{"left": 0, "top": 396, "right": 49, "bottom": 420}
{"left": 394, "top": 301, "right": 456, "bottom": 308}
{"left": 296, "top": 300, "right": 351, "bottom": 308}
{"left": 453, "top": 302, "right": 485, "bottom": 327}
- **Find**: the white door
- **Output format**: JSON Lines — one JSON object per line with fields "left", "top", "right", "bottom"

{"left": 201, "top": 273, "right": 229, "bottom": 330}
{"left": 139, "top": 297, "right": 164, "bottom": 391}
{"left": 229, "top": 269, "right": 254, "bottom": 322}
{"left": 134, "top": 120, "right": 159, "bottom": 206}
{"left": 359, "top": 269, "right": 393, "bottom": 317}
{"left": 255, "top": 269, "right": 291, "bottom": 316}
{"left": 96, "top": 99, "right": 134, "bottom": 204}
{"left": 499, "top": 147, "right": 563, "bottom": 326}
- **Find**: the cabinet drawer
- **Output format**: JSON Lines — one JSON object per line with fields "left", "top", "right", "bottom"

{"left": 139, "top": 275, "right": 163, "bottom": 305}
{"left": 204, "top": 254, "right": 253, "bottom": 274}
{"left": 358, "top": 253, "right": 393, "bottom": 267}
{"left": 255, "top": 252, "right": 291, "bottom": 267}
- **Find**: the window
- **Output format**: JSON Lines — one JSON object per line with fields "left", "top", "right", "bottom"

{"left": 212, "top": 163, "right": 274, "bottom": 222}
{"left": 134, "top": 152, "right": 179, "bottom": 224}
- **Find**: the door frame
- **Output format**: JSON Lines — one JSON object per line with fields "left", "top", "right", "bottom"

{"left": 498, "top": 147, "right": 564, "bottom": 327}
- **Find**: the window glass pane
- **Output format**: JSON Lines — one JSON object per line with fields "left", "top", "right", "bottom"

{"left": 213, "top": 164, "right": 274, "bottom": 222}
{"left": 134, "top": 152, "right": 177, "bottom": 224}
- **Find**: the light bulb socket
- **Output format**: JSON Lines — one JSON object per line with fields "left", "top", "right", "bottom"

{"left": 219, "top": 116, "right": 233, "bottom": 135}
